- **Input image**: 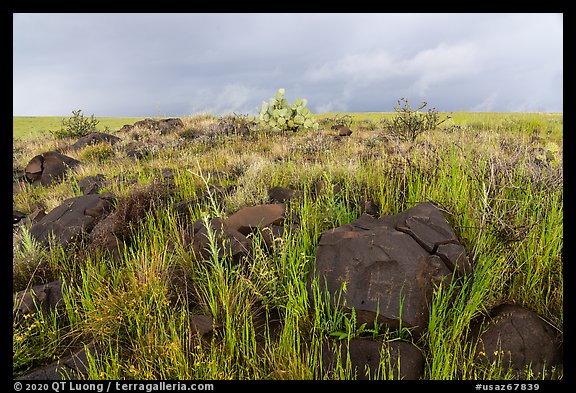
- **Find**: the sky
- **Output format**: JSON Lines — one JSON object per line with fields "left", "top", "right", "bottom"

{"left": 13, "top": 13, "right": 563, "bottom": 117}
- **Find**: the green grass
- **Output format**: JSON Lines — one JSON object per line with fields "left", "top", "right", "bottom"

{"left": 12, "top": 111, "right": 563, "bottom": 380}
{"left": 13, "top": 116, "right": 146, "bottom": 140}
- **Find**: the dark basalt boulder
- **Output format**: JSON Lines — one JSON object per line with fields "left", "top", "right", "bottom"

{"left": 268, "top": 186, "right": 301, "bottom": 204}
{"left": 183, "top": 217, "right": 251, "bottom": 262}
{"left": 29, "top": 193, "right": 116, "bottom": 248}
{"left": 13, "top": 280, "right": 64, "bottom": 318}
{"left": 320, "top": 339, "right": 424, "bottom": 380}
{"left": 24, "top": 151, "right": 81, "bottom": 186}
{"left": 188, "top": 314, "right": 223, "bottom": 344}
{"left": 16, "top": 342, "right": 101, "bottom": 380}
{"left": 361, "top": 200, "right": 380, "bottom": 217}
{"left": 224, "top": 204, "right": 285, "bottom": 236}
{"left": 120, "top": 118, "right": 184, "bottom": 135}
{"left": 77, "top": 174, "right": 106, "bottom": 195}
{"left": 337, "top": 126, "right": 353, "bottom": 136}
{"left": 309, "top": 202, "right": 471, "bottom": 337}
{"left": 471, "top": 304, "right": 562, "bottom": 378}
{"left": 224, "top": 204, "right": 286, "bottom": 248}
{"left": 70, "top": 132, "right": 121, "bottom": 150}
{"left": 13, "top": 208, "right": 47, "bottom": 231}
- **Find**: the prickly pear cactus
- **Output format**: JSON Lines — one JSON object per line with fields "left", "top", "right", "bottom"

{"left": 258, "top": 88, "right": 319, "bottom": 133}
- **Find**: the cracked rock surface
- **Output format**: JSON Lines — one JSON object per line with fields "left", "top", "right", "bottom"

{"left": 320, "top": 338, "right": 424, "bottom": 380}
{"left": 309, "top": 202, "right": 471, "bottom": 336}
{"left": 29, "top": 193, "right": 116, "bottom": 248}
{"left": 24, "top": 151, "right": 80, "bottom": 186}
{"left": 16, "top": 342, "right": 101, "bottom": 380}
{"left": 471, "top": 304, "right": 562, "bottom": 378}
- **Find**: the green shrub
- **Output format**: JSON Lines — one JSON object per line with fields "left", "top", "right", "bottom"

{"left": 52, "top": 109, "right": 99, "bottom": 139}
{"left": 383, "top": 98, "right": 447, "bottom": 142}
{"left": 330, "top": 114, "right": 353, "bottom": 129}
{"left": 258, "top": 88, "right": 319, "bottom": 133}
{"left": 78, "top": 143, "right": 114, "bottom": 162}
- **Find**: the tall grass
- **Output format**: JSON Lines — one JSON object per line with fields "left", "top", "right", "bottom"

{"left": 12, "top": 112, "right": 562, "bottom": 380}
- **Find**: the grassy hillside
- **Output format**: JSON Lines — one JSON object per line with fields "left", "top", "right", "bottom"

{"left": 13, "top": 116, "right": 145, "bottom": 140}
{"left": 12, "top": 111, "right": 563, "bottom": 380}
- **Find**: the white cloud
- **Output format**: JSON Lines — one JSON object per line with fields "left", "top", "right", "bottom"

{"left": 403, "top": 42, "right": 482, "bottom": 96}
{"left": 315, "top": 100, "right": 348, "bottom": 114}
{"left": 307, "top": 42, "right": 482, "bottom": 96}
{"left": 307, "top": 50, "right": 398, "bottom": 85}
{"left": 186, "top": 84, "right": 256, "bottom": 115}
{"left": 215, "top": 84, "right": 255, "bottom": 114}
{"left": 13, "top": 14, "right": 562, "bottom": 115}
{"left": 471, "top": 92, "right": 500, "bottom": 112}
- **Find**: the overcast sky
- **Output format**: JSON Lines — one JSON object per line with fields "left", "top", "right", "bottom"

{"left": 13, "top": 13, "right": 563, "bottom": 117}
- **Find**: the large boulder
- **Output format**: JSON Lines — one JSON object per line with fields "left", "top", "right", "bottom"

{"left": 29, "top": 193, "right": 116, "bottom": 248}
{"left": 225, "top": 204, "right": 285, "bottom": 236}
{"left": 309, "top": 202, "right": 471, "bottom": 337}
{"left": 173, "top": 185, "right": 233, "bottom": 223}
{"left": 13, "top": 280, "right": 64, "bottom": 318}
{"left": 268, "top": 186, "right": 301, "bottom": 204}
{"left": 183, "top": 217, "right": 251, "bottom": 262}
{"left": 70, "top": 132, "right": 121, "bottom": 150}
{"left": 119, "top": 118, "right": 184, "bottom": 135}
{"left": 471, "top": 304, "right": 562, "bottom": 378}
{"left": 224, "top": 204, "right": 286, "bottom": 249}
{"left": 77, "top": 174, "right": 106, "bottom": 195}
{"left": 13, "top": 207, "right": 46, "bottom": 232}
{"left": 188, "top": 314, "right": 223, "bottom": 345}
{"left": 16, "top": 342, "right": 101, "bottom": 380}
{"left": 320, "top": 339, "right": 424, "bottom": 380}
{"left": 337, "top": 126, "right": 353, "bottom": 137}
{"left": 24, "top": 151, "right": 80, "bottom": 186}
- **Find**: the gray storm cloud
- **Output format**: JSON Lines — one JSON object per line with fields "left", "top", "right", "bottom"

{"left": 13, "top": 13, "right": 562, "bottom": 116}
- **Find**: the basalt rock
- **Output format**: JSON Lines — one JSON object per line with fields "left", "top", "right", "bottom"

{"left": 16, "top": 342, "right": 101, "bottom": 380}
{"left": 24, "top": 151, "right": 80, "bottom": 186}
{"left": 361, "top": 200, "right": 380, "bottom": 217}
{"left": 70, "top": 132, "right": 121, "bottom": 150}
{"left": 29, "top": 193, "right": 116, "bottom": 248}
{"left": 183, "top": 204, "right": 287, "bottom": 261}
{"left": 471, "top": 304, "right": 562, "bottom": 378}
{"left": 268, "top": 186, "right": 301, "bottom": 204}
{"left": 13, "top": 207, "right": 47, "bottom": 232}
{"left": 120, "top": 118, "right": 184, "bottom": 135}
{"left": 225, "top": 204, "right": 286, "bottom": 248}
{"left": 337, "top": 126, "right": 353, "bottom": 137}
{"left": 183, "top": 217, "right": 251, "bottom": 262}
{"left": 320, "top": 338, "right": 424, "bottom": 380}
{"left": 309, "top": 202, "right": 471, "bottom": 337}
{"left": 225, "top": 204, "right": 285, "bottom": 236}
{"left": 77, "top": 174, "right": 106, "bottom": 195}
{"left": 13, "top": 280, "right": 64, "bottom": 318}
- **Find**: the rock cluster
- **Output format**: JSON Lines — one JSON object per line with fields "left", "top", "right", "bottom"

{"left": 183, "top": 203, "right": 286, "bottom": 262}
{"left": 118, "top": 118, "right": 184, "bottom": 135}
